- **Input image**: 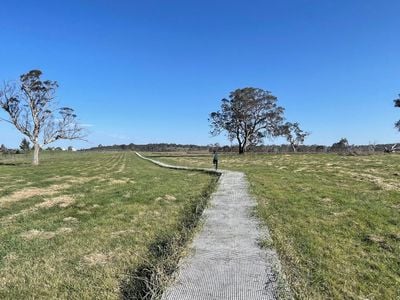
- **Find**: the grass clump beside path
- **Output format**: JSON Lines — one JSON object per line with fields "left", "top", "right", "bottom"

{"left": 152, "top": 152, "right": 400, "bottom": 299}
{"left": 0, "top": 151, "right": 217, "bottom": 299}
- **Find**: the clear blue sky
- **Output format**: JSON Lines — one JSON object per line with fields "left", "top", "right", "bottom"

{"left": 1, "top": 0, "right": 399, "bottom": 148}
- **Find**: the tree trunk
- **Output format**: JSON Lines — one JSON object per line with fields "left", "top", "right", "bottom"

{"left": 237, "top": 136, "right": 245, "bottom": 154}
{"left": 291, "top": 143, "right": 297, "bottom": 152}
{"left": 33, "top": 143, "right": 40, "bottom": 165}
{"left": 238, "top": 142, "right": 247, "bottom": 154}
{"left": 238, "top": 145, "right": 244, "bottom": 154}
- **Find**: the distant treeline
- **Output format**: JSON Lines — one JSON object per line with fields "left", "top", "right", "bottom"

{"left": 1, "top": 141, "right": 398, "bottom": 155}
{"left": 84, "top": 143, "right": 209, "bottom": 152}
{"left": 80, "top": 142, "right": 399, "bottom": 154}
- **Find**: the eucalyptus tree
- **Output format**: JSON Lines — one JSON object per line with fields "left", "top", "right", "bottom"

{"left": 209, "top": 87, "right": 284, "bottom": 154}
{"left": 0, "top": 70, "right": 85, "bottom": 165}
{"left": 279, "top": 122, "right": 310, "bottom": 152}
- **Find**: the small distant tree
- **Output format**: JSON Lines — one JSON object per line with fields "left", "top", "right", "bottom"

{"left": 209, "top": 87, "right": 285, "bottom": 154}
{"left": 279, "top": 122, "right": 310, "bottom": 152}
{"left": 67, "top": 146, "right": 73, "bottom": 151}
{"left": 19, "top": 138, "right": 30, "bottom": 153}
{"left": 0, "top": 144, "right": 6, "bottom": 153}
{"left": 0, "top": 70, "right": 85, "bottom": 165}
{"left": 394, "top": 94, "right": 400, "bottom": 131}
{"left": 331, "top": 138, "right": 349, "bottom": 152}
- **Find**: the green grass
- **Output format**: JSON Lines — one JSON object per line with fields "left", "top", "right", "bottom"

{"left": 151, "top": 152, "right": 400, "bottom": 299}
{"left": 0, "top": 151, "right": 216, "bottom": 299}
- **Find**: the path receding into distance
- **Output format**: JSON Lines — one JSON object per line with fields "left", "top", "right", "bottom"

{"left": 135, "top": 153, "right": 287, "bottom": 300}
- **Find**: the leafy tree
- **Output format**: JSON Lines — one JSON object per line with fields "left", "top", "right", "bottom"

{"left": 0, "top": 70, "right": 85, "bottom": 165}
{"left": 19, "top": 138, "right": 30, "bottom": 152}
{"left": 280, "top": 122, "right": 310, "bottom": 152}
{"left": 331, "top": 138, "right": 349, "bottom": 152}
{"left": 209, "top": 87, "right": 285, "bottom": 154}
{"left": 394, "top": 94, "right": 400, "bottom": 131}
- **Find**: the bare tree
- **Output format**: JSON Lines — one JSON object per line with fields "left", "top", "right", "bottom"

{"left": 279, "top": 122, "right": 310, "bottom": 152}
{"left": 209, "top": 87, "right": 284, "bottom": 154}
{"left": 394, "top": 94, "right": 400, "bottom": 131}
{"left": 0, "top": 70, "right": 85, "bottom": 165}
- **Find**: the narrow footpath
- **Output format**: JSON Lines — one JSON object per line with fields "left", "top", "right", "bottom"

{"left": 136, "top": 153, "right": 285, "bottom": 300}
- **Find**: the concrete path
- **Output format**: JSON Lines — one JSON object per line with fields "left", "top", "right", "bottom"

{"left": 135, "top": 153, "right": 285, "bottom": 300}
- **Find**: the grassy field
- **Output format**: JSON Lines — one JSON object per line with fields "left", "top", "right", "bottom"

{"left": 151, "top": 152, "right": 400, "bottom": 299}
{"left": 0, "top": 151, "right": 216, "bottom": 299}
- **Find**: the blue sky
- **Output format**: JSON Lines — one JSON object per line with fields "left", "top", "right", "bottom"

{"left": 0, "top": 0, "right": 399, "bottom": 148}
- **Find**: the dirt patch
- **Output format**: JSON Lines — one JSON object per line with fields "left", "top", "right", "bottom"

{"left": 164, "top": 195, "right": 176, "bottom": 201}
{"left": 363, "top": 234, "right": 393, "bottom": 251}
{"left": 21, "top": 226, "right": 73, "bottom": 240}
{"left": 56, "top": 227, "right": 73, "bottom": 234}
{"left": 117, "top": 163, "right": 126, "bottom": 173}
{"left": 35, "top": 195, "right": 75, "bottom": 209}
{"left": 109, "top": 179, "right": 128, "bottom": 184}
{"left": 320, "top": 197, "right": 333, "bottom": 203}
{"left": 108, "top": 178, "right": 133, "bottom": 185}
{"left": 364, "top": 233, "right": 387, "bottom": 243}
{"left": 3, "top": 252, "right": 17, "bottom": 262}
{"left": 0, "top": 184, "right": 70, "bottom": 207}
{"left": 21, "top": 229, "right": 56, "bottom": 240}
{"left": 1, "top": 196, "right": 75, "bottom": 225}
{"left": 331, "top": 211, "right": 349, "bottom": 217}
{"left": 77, "top": 210, "right": 91, "bottom": 215}
{"left": 341, "top": 170, "right": 400, "bottom": 191}
{"left": 391, "top": 203, "right": 400, "bottom": 210}
{"left": 63, "top": 217, "right": 78, "bottom": 223}
{"left": 83, "top": 252, "right": 113, "bottom": 266}
{"left": 293, "top": 167, "right": 308, "bottom": 173}
{"left": 156, "top": 195, "right": 177, "bottom": 201}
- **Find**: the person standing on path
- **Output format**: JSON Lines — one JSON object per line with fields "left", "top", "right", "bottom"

{"left": 212, "top": 150, "right": 219, "bottom": 170}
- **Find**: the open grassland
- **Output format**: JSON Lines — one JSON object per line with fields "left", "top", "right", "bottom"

{"left": 151, "top": 152, "right": 400, "bottom": 299}
{"left": 0, "top": 151, "right": 216, "bottom": 299}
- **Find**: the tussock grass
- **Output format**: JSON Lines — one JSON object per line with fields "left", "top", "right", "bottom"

{"left": 0, "top": 151, "right": 217, "bottom": 299}
{"left": 154, "top": 153, "right": 400, "bottom": 299}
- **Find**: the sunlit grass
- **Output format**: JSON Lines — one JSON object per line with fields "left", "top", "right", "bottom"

{"left": 153, "top": 152, "right": 400, "bottom": 299}
{"left": 0, "top": 151, "right": 216, "bottom": 299}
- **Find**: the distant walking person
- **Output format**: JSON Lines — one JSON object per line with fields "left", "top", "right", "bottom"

{"left": 212, "top": 150, "right": 219, "bottom": 170}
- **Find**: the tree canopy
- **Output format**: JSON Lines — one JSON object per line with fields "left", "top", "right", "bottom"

{"left": 209, "top": 87, "right": 284, "bottom": 154}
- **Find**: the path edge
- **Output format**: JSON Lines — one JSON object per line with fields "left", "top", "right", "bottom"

{"left": 124, "top": 152, "right": 220, "bottom": 299}
{"left": 135, "top": 152, "right": 293, "bottom": 300}
{"left": 135, "top": 152, "right": 223, "bottom": 176}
